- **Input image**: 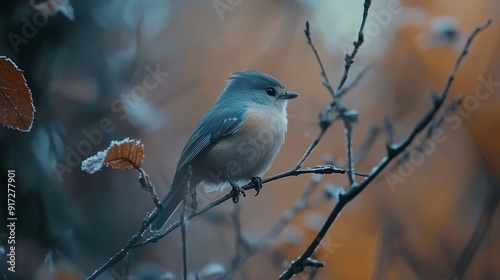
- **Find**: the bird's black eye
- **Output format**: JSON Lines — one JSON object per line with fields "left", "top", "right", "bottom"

{"left": 266, "top": 87, "right": 277, "bottom": 96}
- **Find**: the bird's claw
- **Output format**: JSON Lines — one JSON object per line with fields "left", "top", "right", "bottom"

{"left": 251, "top": 177, "right": 263, "bottom": 196}
{"left": 229, "top": 181, "right": 246, "bottom": 203}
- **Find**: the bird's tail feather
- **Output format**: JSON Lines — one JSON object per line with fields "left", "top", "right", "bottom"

{"left": 150, "top": 182, "right": 185, "bottom": 232}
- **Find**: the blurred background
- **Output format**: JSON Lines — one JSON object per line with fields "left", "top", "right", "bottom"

{"left": 1, "top": 0, "right": 500, "bottom": 279}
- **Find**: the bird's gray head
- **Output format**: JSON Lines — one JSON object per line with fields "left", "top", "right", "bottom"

{"left": 216, "top": 70, "right": 298, "bottom": 110}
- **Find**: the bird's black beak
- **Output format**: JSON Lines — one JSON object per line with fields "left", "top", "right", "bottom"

{"left": 278, "top": 92, "right": 299, "bottom": 100}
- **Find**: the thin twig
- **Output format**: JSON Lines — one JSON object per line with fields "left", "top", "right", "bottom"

{"left": 337, "top": 64, "right": 372, "bottom": 99}
{"left": 310, "top": 0, "right": 371, "bottom": 190}
{"left": 336, "top": 0, "right": 371, "bottom": 93}
{"left": 304, "top": 21, "right": 335, "bottom": 98}
{"left": 180, "top": 169, "right": 193, "bottom": 280}
{"left": 85, "top": 10, "right": 491, "bottom": 280}
{"left": 87, "top": 2, "right": 374, "bottom": 278}
{"left": 344, "top": 121, "right": 356, "bottom": 187}
{"left": 138, "top": 168, "right": 160, "bottom": 207}
{"left": 265, "top": 165, "right": 368, "bottom": 183}
{"left": 262, "top": 176, "right": 323, "bottom": 245}
{"left": 133, "top": 165, "right": 367, "bottom": 248}
{"left": 299, "top": 22, "right": 370, "bottom": 170}
{"left": 295, "top": 121, "right": 329, "bottom": 169}
{"left": 86, "top": 160, "right": 367, "bottom": 279}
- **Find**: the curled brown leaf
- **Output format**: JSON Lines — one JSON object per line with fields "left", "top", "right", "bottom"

{"left": 81, "top": 138, "right": 144, "bottom": 174}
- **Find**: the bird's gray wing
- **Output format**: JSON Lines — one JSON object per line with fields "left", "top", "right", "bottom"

{"left": 151, "top": 107, "right": 247, "bottom": 231}
{"left": 176, "top": 107, "right": 246, "bottom": 169}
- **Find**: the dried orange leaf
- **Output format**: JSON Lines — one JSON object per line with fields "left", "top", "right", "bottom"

{"left": 81, "top": 138, "right": 144, "bottom": 174}
{"left": 0, "top": 56, "right": 35, "bottom": 132}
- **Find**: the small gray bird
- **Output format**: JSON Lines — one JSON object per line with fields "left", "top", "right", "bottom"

{"left": 150, "top": 70, "right": 298, "bottom": 231}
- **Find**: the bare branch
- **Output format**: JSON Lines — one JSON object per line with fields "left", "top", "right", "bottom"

{"left": 132, "top": 165, "right": 367, "bottom": 249}
{"left": 265, "top": 165, "right": 368, "bottom": 183}
{"left": 278, "top": 18, "right": 491, "bottom": 280}
{"left": 344, "top": 117, "right": 357, "bottom": 187}
{"left": 138, "top": 168, "right": 161, "bottom": 207}
{"left": 85, "top": 5, "right": 491, "bottom": 278}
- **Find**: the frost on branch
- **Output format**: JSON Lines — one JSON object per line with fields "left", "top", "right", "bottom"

{"left": 81, "top": 138, "right": 144, "bottom": 173}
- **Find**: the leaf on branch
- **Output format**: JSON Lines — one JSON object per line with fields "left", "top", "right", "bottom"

{"left": 81, "top": 138, "right": 144, "bottom": 174}
{"left": 0, "top": 56, "right": 35, "bottom": 132}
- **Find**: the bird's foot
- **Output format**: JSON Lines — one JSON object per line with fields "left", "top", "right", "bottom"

{"left": 250, "top": 177, "right": 263, "bottom": 196}
{"left": 229, "top": 180, "right": 246, "bottom": 203}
